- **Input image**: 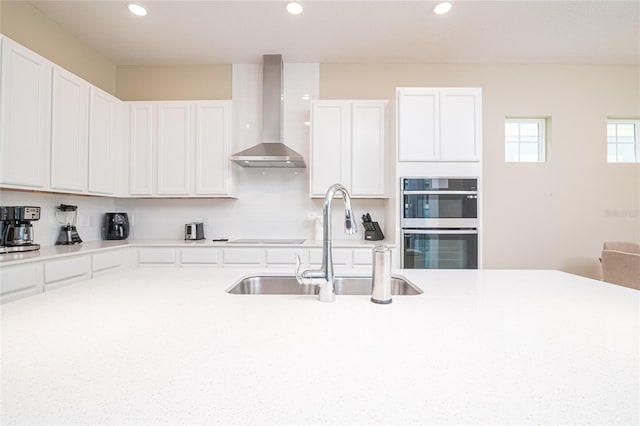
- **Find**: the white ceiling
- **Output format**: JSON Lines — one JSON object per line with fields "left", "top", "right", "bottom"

{"left": 28, "top": 0, "right": 640, "bottom": 65}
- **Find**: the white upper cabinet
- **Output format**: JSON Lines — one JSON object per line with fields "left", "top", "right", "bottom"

{"left": 439, "top": 88, "right": 482, "bottom": 161}
{"left": 88, "top": 86, "right": 120, "bottom": 195}
{"left": 351, "top": 101, "right": 387, "bottom": 196}
{"left": 127, "top": 100, "right": 232, "bottom": 198}
{"left": 0, "top": 37, "right": 52, "bottom": 189}
{"left": 397, "top": 88, "right": 439, "bottom": 161}
{"left": 50, "top": 66, "right": 89, "bottom": 192}
{"left": 310, "top": 100, "right": 388, "bottom": 198}
{"left": 129, "top": 103, "right": 154, "bottom": 195}
{"left": 1, "top": 35, "right": 232, "bottom": 199}
{"left": 156, "top": 102, "right": 191, "bottom": 195}
{"left": 194, "top": 101, "right": 232, "bottom": 195}
{"left": 310, "top": 101, "right": 350, "bottom": 196}
{"left": 397, "top": 87, "right": 481, "bottom": 162}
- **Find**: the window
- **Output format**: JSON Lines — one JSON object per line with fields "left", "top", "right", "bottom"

{"left": 505, "top": 118, "right": 546, "bottom": 162}
{"left": 607, "top": 119, "right": 639, "bottom": 163}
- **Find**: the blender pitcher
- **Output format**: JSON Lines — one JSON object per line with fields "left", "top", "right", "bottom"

{"left": 55, "top": 204, "right": 83, "bottom": 245}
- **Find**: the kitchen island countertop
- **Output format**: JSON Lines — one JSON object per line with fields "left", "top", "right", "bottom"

{"left": 1, "top": 268, "right": 638, "bottom": 425}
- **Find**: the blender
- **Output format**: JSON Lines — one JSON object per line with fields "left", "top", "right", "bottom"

{"left": 55, "top": 204, "right": 83, "bottom": 245}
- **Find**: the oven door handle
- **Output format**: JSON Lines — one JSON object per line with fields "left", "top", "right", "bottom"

{"left": 403, "top": 229, "right": 478, "bottom": 235}
{"left": 402, "top": 190, "right": 477, "bottom": 195}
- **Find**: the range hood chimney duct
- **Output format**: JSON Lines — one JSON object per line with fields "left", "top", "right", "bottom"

{"left": 229, "top": 54, "right": 306, "bottom": 168}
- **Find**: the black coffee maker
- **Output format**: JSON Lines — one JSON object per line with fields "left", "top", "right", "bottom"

{"left": 102, "top": 213, "right": 130, "bottom": 240}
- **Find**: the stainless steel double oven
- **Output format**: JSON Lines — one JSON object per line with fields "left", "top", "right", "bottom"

{"left": 401, "top": 177, "right": 479, "bottom": 269}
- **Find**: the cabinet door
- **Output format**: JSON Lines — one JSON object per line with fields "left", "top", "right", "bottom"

{"left": 0, "top": 37, "right": 51, "bottom": 188}
{"left": 51, "top": 66, "right": 89, "bottom": 192}
{"left": 194, "top": 101, "right": 231, "bottom": 195}
{"left": 129, "top": 103, "right": 154, "bottom": 195}
{"left": 310, "top": 101, "right": 350, "bottom": 197}
{"left": 138, "top": 248, "right": 177, "bottom": 265}
{"left": 157, "top": 102, "right": 191, "bottom": 195}
{"left": 351, "top": 102, "right": 387, "bottom": 197}
{"left": 397, "top": 88, "right": 439, "bottom": 161}
{"left": 44, "top": 255, "right": 91, "bottom": 290}
{"left": 0, "top": 262, "right": 44, "bottom": 304}
{"left": 222, "top": 248, "right": 265, "bottom": 267}
{"left": 181, "top": 248, "right": 220, "bottom": 265}
{"left": 439, "top": 88, "right": 481, "bottom": 161}
{"left": 88, "top": 86, "right": 118, "bottom": 194}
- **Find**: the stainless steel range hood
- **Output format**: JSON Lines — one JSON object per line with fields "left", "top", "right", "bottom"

{"left": 230, "top": 54, "right": 306, "bottom": 168}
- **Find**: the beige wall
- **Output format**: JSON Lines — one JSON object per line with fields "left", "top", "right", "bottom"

{"left": 321, "top": 63, "right": 640, "bottom": 278}
{"left": 0, "top": 1, "right": 117, "bottom": 95}
{"left": 116, "top": 65, "right": 231, "bottom": 101}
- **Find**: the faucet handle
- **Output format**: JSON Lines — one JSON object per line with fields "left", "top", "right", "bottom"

{"left": 295, "top": 254, "right": 310, "bottom": 285}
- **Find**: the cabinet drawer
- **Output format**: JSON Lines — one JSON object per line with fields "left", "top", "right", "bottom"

{"left": 266, "top": 248, "right": 308, "bottom": 266}
{"left": 310, "top": 248, "right": 350, "bottom": 266}
{"left": 138, "top": 248, "right": 176, "bottom": 264}
{"left": 92, "top": 250, "right": 123, "bottom": 272}
{"left": 353, "top": 248, "right": 374, "bottom": 266}
{"left": 181, "top": 248, "right": 219, "bottom": 264}
{"left": 1, "top": 262, "right": 44, "bottom": 303}
{"left": 45, "top": 256, "right": 90, "bottom": 284}
{"left": 223, "top": 248, "right": 264, "bottom": 265}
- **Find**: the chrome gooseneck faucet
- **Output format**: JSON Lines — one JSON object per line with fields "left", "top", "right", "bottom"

{"left": 296, "top": 183, "right": 357, "bottom": 302}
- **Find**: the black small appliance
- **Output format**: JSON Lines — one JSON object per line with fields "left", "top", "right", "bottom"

{"left": 102, "top": 213, "right": 130, "bottom": 240}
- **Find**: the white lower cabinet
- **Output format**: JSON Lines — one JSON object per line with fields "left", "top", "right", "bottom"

{"left": 180, "top": 248, "right": 220, "bottom": 266}
{"left": 266, "top": 248, "right": 308, "bottom": 268}
{"left": 0, "top": 262, "right": 44, "bottom": 303}
{"left": 138, "top": 248, "right": 177, "bottom": 266}
{"left": 352, "top": 248, "right": 374, "bottom": 268}
{"left": 2, "top": 249, "right": 132, "bottom": 303}
{"left": 44, "top": 256, "right": 91, "bottom": 290}
{"left": 309, "top": 247, "right": 375, "bottom": 270}
{"left": 222, "top": 248, "right": 265, "bottom": 267}
{"left": 92, "top": 249, "right": 128, "bottom": 275}
{"left": 310, "top": 248, "right": 350, "bottom": 267}
{"left": 1, "top": 245, "right": 381, "bottom": 303}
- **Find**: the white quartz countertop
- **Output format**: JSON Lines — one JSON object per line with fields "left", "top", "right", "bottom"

{"left": 1, "top": 268, "right": 638, "bottom": 425}
{"left": 0, "top": 238, "right": 390, "bottom": 265}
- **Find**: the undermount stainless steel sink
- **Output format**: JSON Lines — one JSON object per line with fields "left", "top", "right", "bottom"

{"left": 227, "top": 275, "right": 422, "bottom": 296}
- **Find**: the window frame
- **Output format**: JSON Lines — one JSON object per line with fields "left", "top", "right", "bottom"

{"left": 607, "top": 118, "right": 640, "bottom": 163}
{"left": 504, "top": 117, "right": 547, "bottom": 163}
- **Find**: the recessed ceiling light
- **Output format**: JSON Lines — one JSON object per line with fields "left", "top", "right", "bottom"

{"left": 434, "top": 2, "right": 452, "bottom": 15}
{"left": 128, "top": 3, "right": 147, "bottom": 16}
{"left": 286, "top": 2, "right": 303, "bottom": 15}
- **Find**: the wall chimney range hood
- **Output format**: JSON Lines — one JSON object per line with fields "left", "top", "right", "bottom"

{"left": 230, "top": 54, "right": 306, "bottom": 168}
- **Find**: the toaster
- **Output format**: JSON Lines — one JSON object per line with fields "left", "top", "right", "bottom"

{"left": 185, "top": 222, "right": 205, "bottom": 240}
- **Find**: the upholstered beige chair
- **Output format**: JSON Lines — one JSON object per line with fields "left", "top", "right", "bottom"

{"left": 601, "top": 242, "right": 640, "bottom": 290}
